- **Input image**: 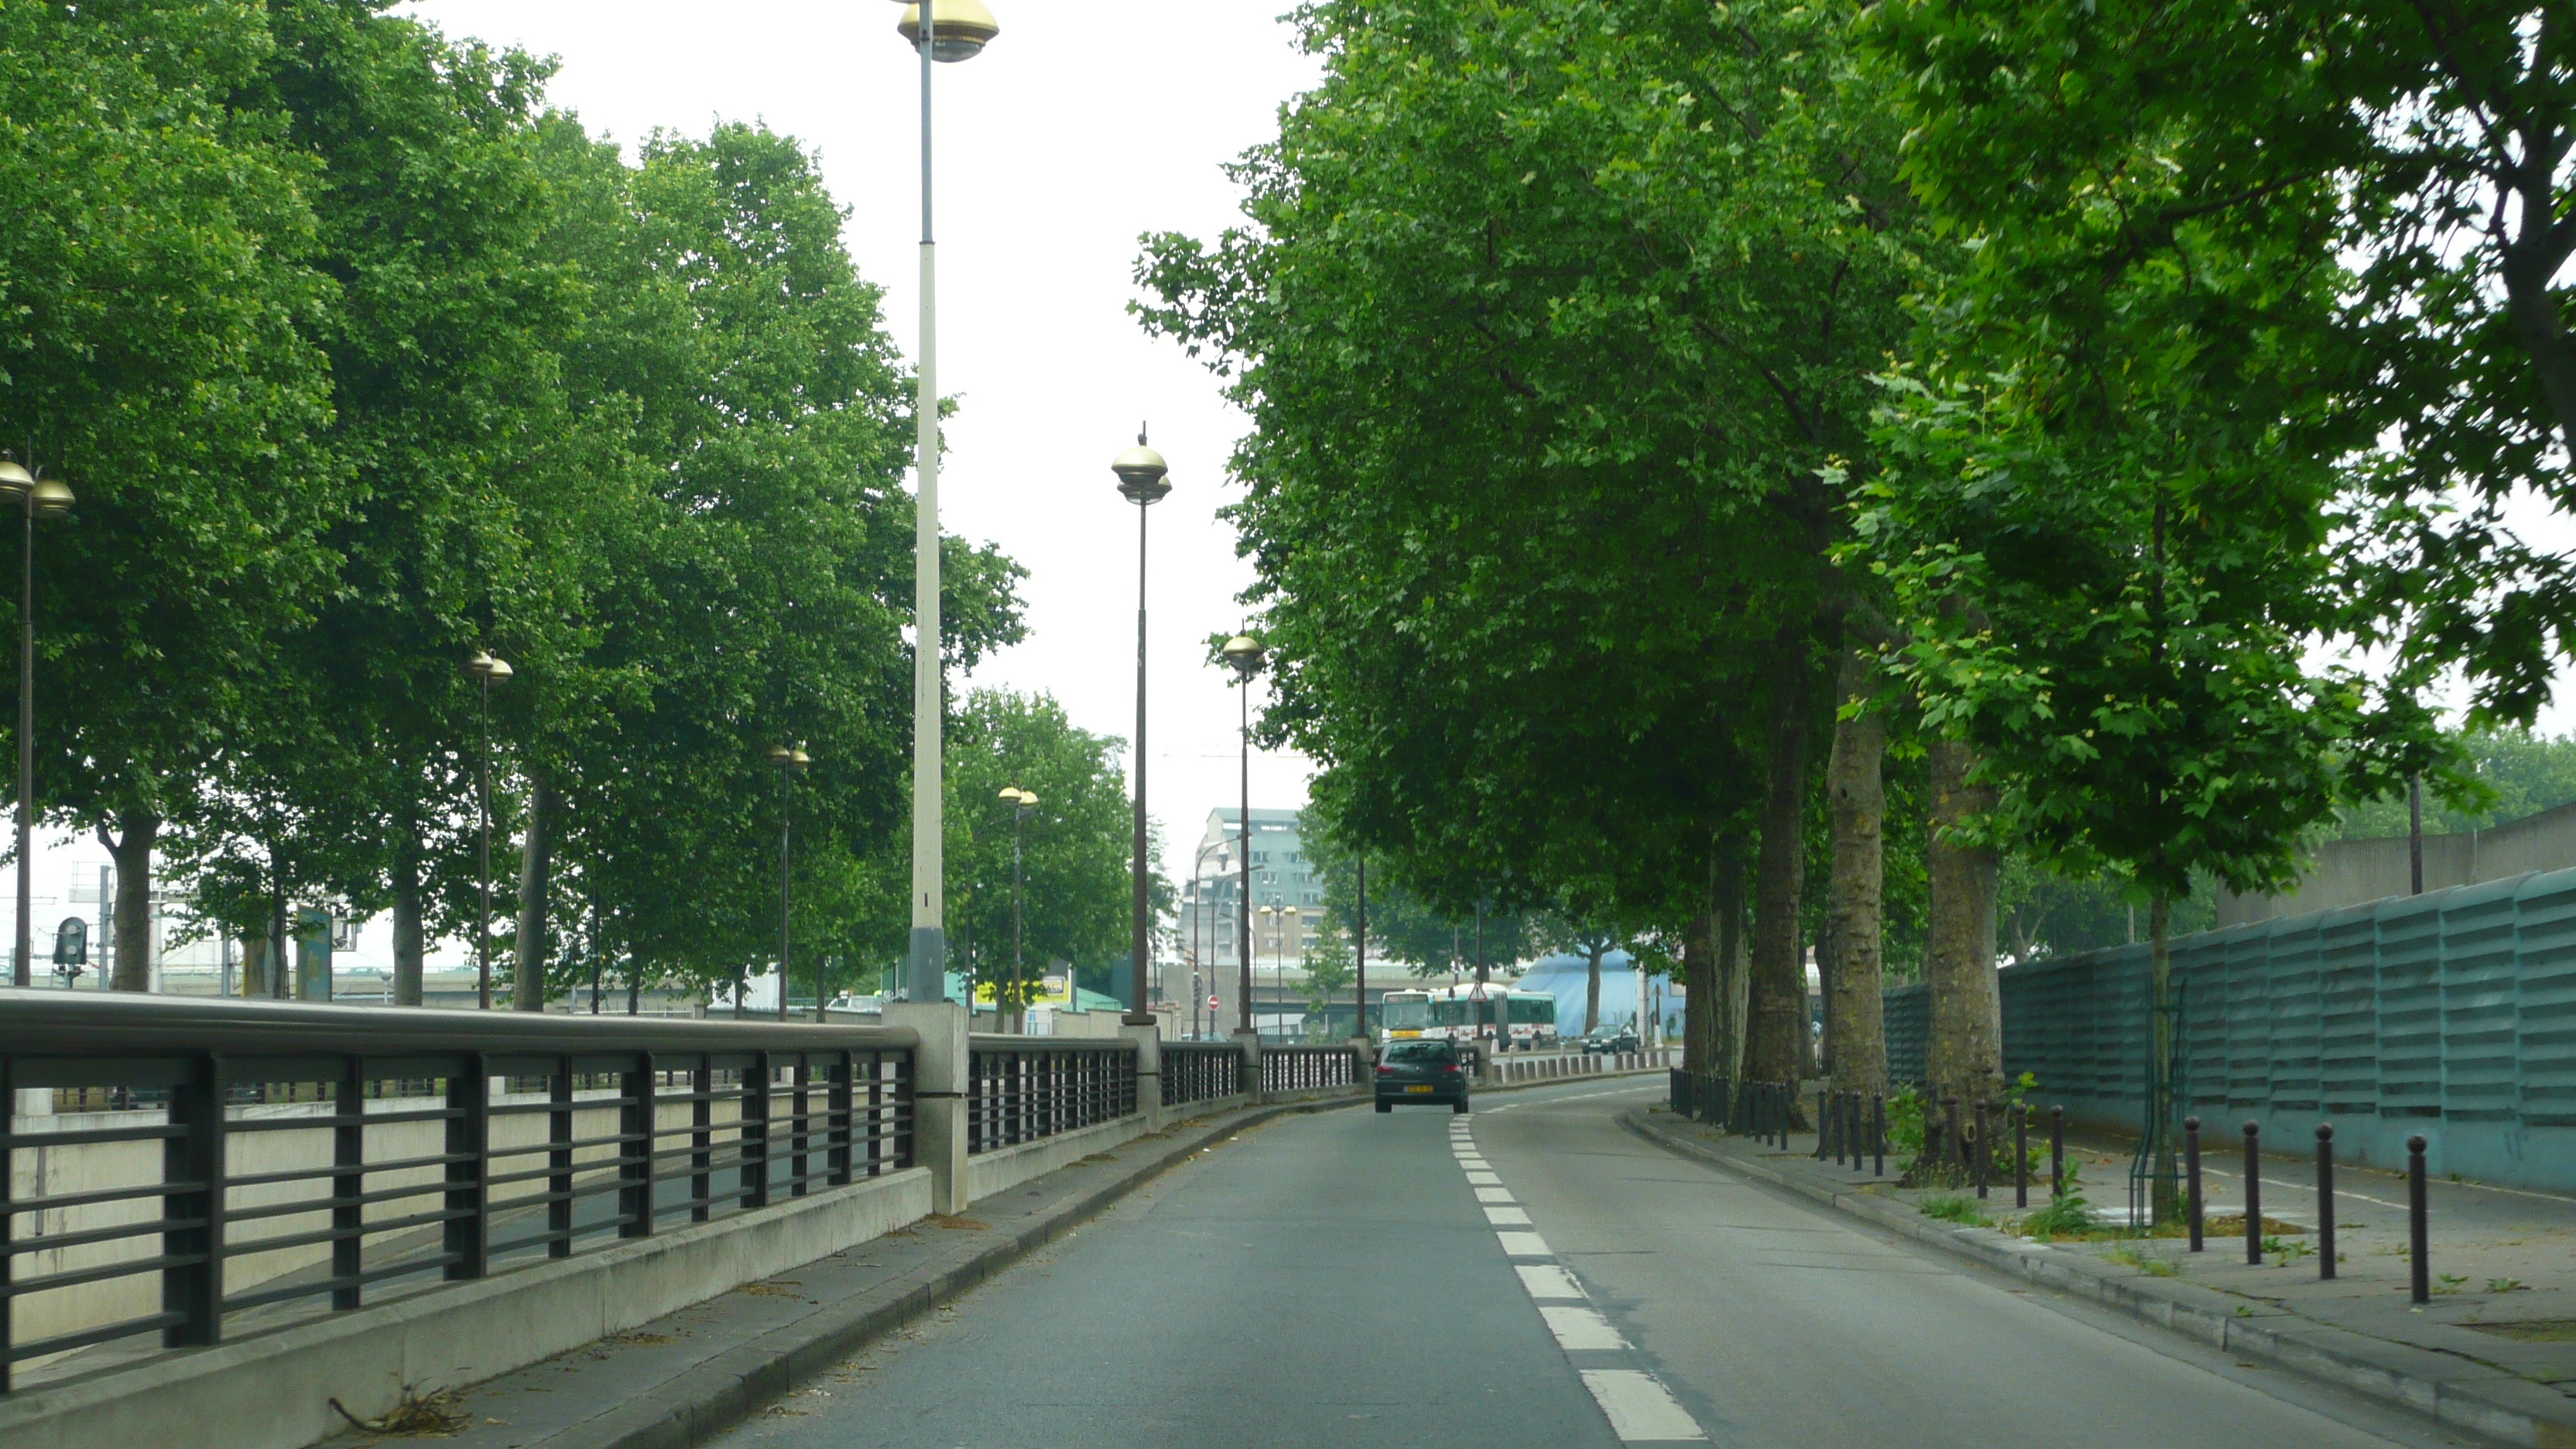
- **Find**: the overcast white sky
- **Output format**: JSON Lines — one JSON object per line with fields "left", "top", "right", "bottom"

{"left": 25, "top": 0, "right": 1330, "bottom": 978}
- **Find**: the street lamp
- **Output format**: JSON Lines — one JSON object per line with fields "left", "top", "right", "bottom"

{"left": 1220, "top": 633, "right": 1264, "bottom": 1034}
{"left": 1188, "top": 837, "right": 1230, "bottom": 1040}
{"left": 1112, "top": 433, "right": 1170, "bottom": 1024}
{"left": 768, "top": 744, "right": 811, "bottom": 1020}
{"left": 461, "top": 649, "right": 513, "bottom": 1009}
{"left": 889, "top": 0, "right": 1001, "bottom": 1006}
{"left": 0, "top": 459, "right": 68, "bottom": 988}
{"left": 999, "top": 786, "right": 1036, "bottom": 1029}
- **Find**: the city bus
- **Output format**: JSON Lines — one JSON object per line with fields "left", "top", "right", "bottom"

{"left": 1424, "top": 984, "right": 1558, "bottom": 1050}
{"left": 1379, "top": 988, "right": 1434, "bottom": 1042}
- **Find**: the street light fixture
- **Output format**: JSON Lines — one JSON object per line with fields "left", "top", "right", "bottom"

{"left": 0, "top": 458, "right": 68, "bottom": 989}
{"left": 889, "top": 0, "right": 1000, "bottom": 1006}
{"left": 1220, "top": 633, "right": 1264, "bottom": 1035}
{"left": 1113, "top": 433, "right": 1170, "bottom": 1025}
{"left": 460, "top": 651, "right": 513, "bottom": 1009}
{"left": 998, "top": 786, "right": 1037, "bottom": 1029}
{"left": 768, "top": 744, "right": 811, "bottom": 1020}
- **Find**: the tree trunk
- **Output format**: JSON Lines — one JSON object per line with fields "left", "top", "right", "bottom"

{"left": 1923, "top": 737, "right": 2002, "bottom": 1106}
{"left": 1713, "top": 833, "right": 1749, "bottom": 1081}
{"left": 2149, "top": 889, "right": 2179, "bottom": 1222}
{"left": 512, "top": 776, "right": 557, "bottom": 1012}
{"left": 1825, "top": 645, "right": 1888, "bottom": 1094}
{"left": 100, "top": 812, "right": 159, "bottom": 992}
{"left": 1745, "top": 649, "right": 1815, "bottom": 1092}
{"left": 1682, "top": 896, "right": 1717, "bottom": 1075}
{"left": 1584, "top": 942, "right": 1605, "bottom": 1036}
{"left": 391, "top": 816, "right": 425, "bottom": 1007}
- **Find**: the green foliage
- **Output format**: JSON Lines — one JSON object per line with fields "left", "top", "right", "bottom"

{"left": 2018, "top": 1173, "right": 2099, "bottom": 1239}
{"left": 1917, "top": 1195, "right": 1990, "bottom": 1227}
{"left": 2334, "top": 731, "right": 2576, "bottom": 839}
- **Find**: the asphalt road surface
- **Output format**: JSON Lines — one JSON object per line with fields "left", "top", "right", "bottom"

{"left": 714, "top": 1078, "right": 2482, "bottom": 1448}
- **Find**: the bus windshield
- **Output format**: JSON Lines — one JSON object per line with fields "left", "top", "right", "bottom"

{"left": 1382, "top": 998, "right": 1430, "bottom": 1031}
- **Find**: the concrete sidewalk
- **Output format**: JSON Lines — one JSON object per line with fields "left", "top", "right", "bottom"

{"left": 1626, "top": 1105, "right": 2576, "bottom": 1448}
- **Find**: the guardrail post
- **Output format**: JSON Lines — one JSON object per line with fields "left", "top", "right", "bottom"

{"left": 334, "top": 1057, "right": 366, "bottom": 1302}
{"left": 1233, "top": 1029, "right": 1265, "bottom": 1105}
{"left": 2315, "top": 1122, "right": 2336, "bottom": 1280}
{"left": 1121, "top": 1021, "right": 1163, "bottom": 1126}
{"left": 444, "top": 1057, "right": 491, "bottom": 1280}
{"left": 888, "top": 1000, "right": 971, "bottom": 1214}
{"left": 2407, "top": 1133, "right": 2429, "bottom": 1304}
{"left": 2185, "top": 1115, "right": 2203, "bottom": 1252}
{"left": 622, "top": 1053, "right": 658, "bottom": 1236}
{"left": 164, "top": 1051, "right": 225, "bottom": 1351}
{"left": 742, "top": 1050, "right": 772, "bottom": 1211}
{"left": 549, "top": 1056, "right": 575, "bottom": 1256}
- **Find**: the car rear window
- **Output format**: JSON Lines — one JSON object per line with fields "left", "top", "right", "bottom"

{"left": 1383, "top": 1042, "right": 1457, "bottom": 1064}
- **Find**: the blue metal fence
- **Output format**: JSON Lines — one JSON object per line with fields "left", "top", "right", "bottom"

{"left": 1949, "top": 866, "right": 2576, "bottom": 1191}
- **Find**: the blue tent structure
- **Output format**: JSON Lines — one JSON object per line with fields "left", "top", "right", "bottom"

{"left": 1515, "top": 951, "right": 1682, "bottom": 1038}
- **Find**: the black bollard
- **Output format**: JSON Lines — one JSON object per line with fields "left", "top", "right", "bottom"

{"left": 1973, "top": 1100, "right": 1991, "bottom": 1198}
{"left": 2185, "top": 1116, "right": 2204, "bottom": 1252}
{"left": 1872, "top": 1093, "right": 1886, "bottom": 1178}
{"left": 2408, "top": 1134, "right": 2430, "bottom": 1304}
{"left": 2243, "top": 1120, "right": 2263, "bottom": 1266}
{"left": 2050, "top": 1105, "right": 2065, "bottom": 1198}
{"left": 1944, "top": 1096, "right": 1962, "bottom": 1177}
{"left": 1817, "top": 1087, "right": 1830, "bottom": 1160}
{"left": 2316, "top": 1122, "right": 2337, "bottom": 1281}
{"left": 2015, "top": 1102, "right": 2029, "bottom": 1208}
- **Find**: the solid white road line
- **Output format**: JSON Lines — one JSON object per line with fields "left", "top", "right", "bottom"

{"left": 1485, "top": 1205, "right": 1533, "bottom": 1225}
{"left": 1541, "top": 1305, "right": 1630, "bottom": 1351}
{"left": 1516, "top": 1263, "right": 1584, "bottom": 1300}
{"left": 1579, "top": 1370, "right": 1704, "bottom": 1441}
{"left": 1475, "top": 1187, "right": 1516, "bottom": 1204}
{"left": 1497, "top": 1231, "right": 1553, "bottom": 1256}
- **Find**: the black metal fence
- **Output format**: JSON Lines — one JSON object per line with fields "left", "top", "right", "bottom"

{"left": 964, "top": 1039, "right": 1138, "bottom": 1153}
{"left": 0, "top": 993, "right": 915, "bottom": 1393}
{"left": 1161, "top": 1042, "right": 1245, "bottom": 1106}
{"left": 1262, "top": 1046, "right": 1359, "bottom": 1093}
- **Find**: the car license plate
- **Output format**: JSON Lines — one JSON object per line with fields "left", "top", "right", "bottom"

{"left": 1405, "top": 1084, "right": 1434, "bottom": 1093}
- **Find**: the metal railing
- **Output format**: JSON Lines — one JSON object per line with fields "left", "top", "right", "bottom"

{"left": 1262, "top": 1046, "right": 1359, "bottom": 1093}
{"left": 964, "top": 1038, "right": 1137, "bottom": 1153}
{"left": 1160, "top": 1041, "right": 1245, "bottom": 1106}
{"left": 0, "top": 992, "right": 914, "bottom": 1394}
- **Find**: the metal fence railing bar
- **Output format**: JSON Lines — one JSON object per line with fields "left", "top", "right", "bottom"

{"left": 0, "top": 992, "right": 916, "bottom": 1395}
{"left": 1261, "top": 1046, "right": 1358, "bottom": 1093}
{"left": 963, "top": 1038, "right": 1138, "bottom": 1154}
{"left": 1160, "top": 1042, "right": 1245, "bottom": 1106}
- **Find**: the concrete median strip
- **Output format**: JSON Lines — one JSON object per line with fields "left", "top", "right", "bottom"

{"left": 1621, "top": 1107, "right": 2576, "bottom": 1449}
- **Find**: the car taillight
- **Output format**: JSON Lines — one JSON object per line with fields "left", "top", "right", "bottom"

{"left": 1375, "top": 1064, "right": 1395, "bottom": 1074}
{"left": 1440, "top": 1064, "right": 1462, "bottom": 1074}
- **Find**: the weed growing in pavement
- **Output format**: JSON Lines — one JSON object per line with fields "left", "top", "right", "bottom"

{"left": 2489, "top": 1278, "right": 2532, "bottom": 1293}
{"left": 2107, "top": 1245, "right": 2177, "bottom": 1277}
{"left": 2016, "top": 1164, "right": 2102, "bottom": 1239}
{"left": 2436, "top": 1274, "right": 2469, "bottom": 1294}
{"left": 1919, "top": 1195, "right": 1992, "bottom": 1227}
{"left": 2264, "top": 1236, "right": 2315, "bottom": 1266}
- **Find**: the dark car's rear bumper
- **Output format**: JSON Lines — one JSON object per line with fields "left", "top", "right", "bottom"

{"left": 1375, "top": 1081, "right": 1468, "bottom": 1104}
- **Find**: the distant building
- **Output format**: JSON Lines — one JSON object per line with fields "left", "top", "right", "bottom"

{"left": 1176, "top": 807, "right": 1326, "bottom": 1037}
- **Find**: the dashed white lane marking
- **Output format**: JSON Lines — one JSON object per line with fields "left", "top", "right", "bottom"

{"left": 1466, "top": 1170, "right": 1502, "bottom": 1185}
{"left": 1497, "top": 1230, "right": 1553, "bottom": 1256}
{"left": 1475, "top": 1186, "right": 1516, "bottom": 1204}
{"left": 1517, "top": 1263, "right": 1584, "bottom": 1300}
{"left": 1542, "top": 1305, "right": 1630, "bottom": 1351}
{"left": 1485, "top": 1205, "right": 1533, "bottom": 1225}
{"left": 1580, "top": 1370, "right": 1704, "bottom": 1441}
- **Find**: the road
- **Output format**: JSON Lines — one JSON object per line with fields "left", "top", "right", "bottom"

{"left": 714, "top": 1077, "right": 2479, "bottom": 1448}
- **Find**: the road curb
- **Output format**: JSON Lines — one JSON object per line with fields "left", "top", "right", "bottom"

{"left": 1619, "top": 1107, "right": 2576, "bottom": 1449}
{"left": 516, "top": 1092, "right": 1368, "bottom": 1449}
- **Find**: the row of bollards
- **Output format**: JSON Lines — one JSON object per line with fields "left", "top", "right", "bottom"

{"left": 1817, "top": 1088, "right": 1888, "bottom": 1179}
{"left": 2178, "top": 1116, "right": 2433, "bottom": 1300}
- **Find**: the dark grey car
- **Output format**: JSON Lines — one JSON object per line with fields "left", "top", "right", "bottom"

{"left": 1374, "top": 1040, "right": 1470, "bottom": 1113}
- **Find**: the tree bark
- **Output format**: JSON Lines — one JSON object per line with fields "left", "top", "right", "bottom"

{"left": 1825, "top": 645, "right": 1888, "bottom": 1093}
{"left": 1682, "top": 899, "right": 1717, "bottom": 1076}
{"left": 391, "top": 814, "right": 425, "bottom": 1007}
{"left": 1745, "top": 648, "right": 1816, "bottom": 1091}
{"left": 1583, "top": 940, "right": 1606, "bottom": 1036}
{"left": 512, "top": 776, "right": 557, "bottom": 1012}
{"left": 2148, "top": 888, "right": 2179, "bottom": 1222}
{"left": 1713, "top": 833, "right": 1749, "bottom": 1081}
{"left": 1923, "top": 737, "right": 2002, "bottom": 1105}
{"left": 99, "top": 812, "right": 159, "bottom": 992}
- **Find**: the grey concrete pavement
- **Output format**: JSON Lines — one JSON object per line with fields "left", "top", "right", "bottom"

{"left": 708, "top": 1077, "right": 2478, "bottom": 1449}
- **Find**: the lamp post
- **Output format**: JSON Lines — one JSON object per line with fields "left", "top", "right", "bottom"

{"left": 1187, "top": 836, "right": 1229, "bottom": 1040}
{"left": 999, "top": 786, "right": 1036, "bottom": 1029}
{"left": 889, "top": 0, "right": 1001, "bottom": 1005}
{"left": 0, "top": 460, "right": 69, "bottom": 988}
{"left": 462, "top": 650, "right": 513, "bottom": 1009}
{"left": 1221, "top": 633, "right": 1264, "bottom": 1033}
{"left": 1110, "top": 433, "right": 1170, "bottom": 1023}
{"left": 1256, "top": 903, "right": 1279, "bottom": 1040}
{"left": 766, "top": 745, "right": 810, "bottom": 1020}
